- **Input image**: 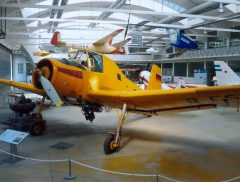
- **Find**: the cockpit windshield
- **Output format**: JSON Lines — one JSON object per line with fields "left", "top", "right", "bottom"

{"left": 68, "top": 50, "right": 88, "bottom": 70}
{"left": 60, "top": 50, "right": 104, "bottom": 72}
{"left": 88, "top": 51, "right": 103, "bottom": 73}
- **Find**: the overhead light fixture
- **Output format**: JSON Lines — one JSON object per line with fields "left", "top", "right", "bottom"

{"left": 125, "top": 0, "right": 131, "bottom": 5}
{"left": 38, "top": 21, "right": 42, "bottom": 27}
{"left": 218, "top": 3, "right": 224, "bottom": 13}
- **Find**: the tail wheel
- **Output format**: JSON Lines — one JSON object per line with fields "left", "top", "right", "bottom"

{"left": 30, "top": 122, "right": 44, "bottom": 136}
{"left": 104, "top": 134, "right": 119, "bottom": 154}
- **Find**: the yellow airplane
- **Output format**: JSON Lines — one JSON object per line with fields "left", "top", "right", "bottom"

{"left": 1, "top": 49, "right": 240, "bottom": 154}
{"left": 51, "top": 29, "right": 131, "bottom": 54}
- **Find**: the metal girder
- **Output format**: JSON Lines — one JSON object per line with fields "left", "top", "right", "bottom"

{"left": 88, "top": 0, "right": 125, "bottom": 28}
{"left": 144, "top": 1, "right": 219, "bottom": 31}
{"left": 47, "top": 0, "right": 60, "bottom": 33}
{"left": 203, "top": 0, "right": 240, "bottom": 5}
{"left": 51, "top": 0, "right": 68, "bottom": 33}
{"left": 188, "top": 12, "right": 240, "bottom": 30}
{"left": 1, "top": 16, "right": 240, "bottom": 33}
{"left": 1, "top": 3, "right": 239, "bottom": 22}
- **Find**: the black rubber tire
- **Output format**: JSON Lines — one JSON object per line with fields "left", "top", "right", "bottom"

{"left": 30, "top": 123, "right": 43, "bottom": 136}
{"left": 104, "top": 134, "right": 117, "bottom": 154}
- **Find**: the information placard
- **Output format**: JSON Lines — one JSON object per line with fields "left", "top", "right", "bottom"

{"left": 0, "top": 129, "right": 29, "bottom": 145}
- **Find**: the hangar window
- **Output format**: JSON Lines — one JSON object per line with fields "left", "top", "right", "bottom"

{"left": 188, "top": 62, "right": 204, "bottom": 77}
{"left": 162, "top": 63, "right": 173, "bottom": 76}
{"left": 175, "top": 63, "right": 187, "bottom": 77}
{"left": 18, "top": 63, "right": 24, "bottom": 74}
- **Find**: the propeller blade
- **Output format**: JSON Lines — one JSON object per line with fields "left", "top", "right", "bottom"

{"left": 20, "top": 45, "right": 36, "bottom": 68}
{"left": 40, "top": 76, "right": 63, "bottom": 107}
{"left": 124, "top": 13, "right": 131, "bottom": 40}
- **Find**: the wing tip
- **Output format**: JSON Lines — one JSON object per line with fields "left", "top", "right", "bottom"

{"left": 117, "top": 29, "right": 124, "bottom": 32}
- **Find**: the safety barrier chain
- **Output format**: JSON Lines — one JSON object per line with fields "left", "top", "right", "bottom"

{"left": 0, "top": 149, "right": 239, "bottom": 182}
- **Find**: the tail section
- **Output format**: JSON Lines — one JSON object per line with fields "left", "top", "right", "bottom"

{"left": 51, "top": 31, "right": 66, "bottom": 46}
{"left": 147, "top": 64, "right": 162, "bottom": 90}
{"left": 214, "top": 61, "right": 240, "bottom": 86}
{"left": 112, "top": 38, "right": 131, "bottom": 49}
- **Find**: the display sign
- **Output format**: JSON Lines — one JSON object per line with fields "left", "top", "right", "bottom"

{"left": 0, "top": 129, "right": 29, "bottom": 145}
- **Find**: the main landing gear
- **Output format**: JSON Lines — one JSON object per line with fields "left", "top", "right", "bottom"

{"left": 104, "top": 103, "right": 127, "bottom": 154}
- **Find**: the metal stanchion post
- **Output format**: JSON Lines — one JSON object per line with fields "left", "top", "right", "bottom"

{"left": 156, "top": 174, "right": 159, "bottom": 182}
{"left": 64, "top": 159, "right": 77, "bottom": 180}
{"left": 237, "top": 97, "right": 239, "bottom": 112}
{"left": 10, "top": 144, "right": 17, "bottom": 161}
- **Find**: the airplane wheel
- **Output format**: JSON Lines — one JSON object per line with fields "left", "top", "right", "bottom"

{"left": 104, "top": 134, "right": 118, "bottom": 154}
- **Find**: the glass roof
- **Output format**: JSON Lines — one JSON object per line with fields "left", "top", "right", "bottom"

{"left": 21, "top": 0, "right": 187, "bottom": 41}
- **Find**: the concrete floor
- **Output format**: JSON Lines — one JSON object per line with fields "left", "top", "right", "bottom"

{"left": 0, "top": 106, "right": 239, "bottom": 182}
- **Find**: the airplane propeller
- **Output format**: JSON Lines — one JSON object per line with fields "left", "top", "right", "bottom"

{"left": 20, "top": 45, "right": 63, "bottom": 107}
{"left": 124, "top": 13, "right": 131, "bottom": 40}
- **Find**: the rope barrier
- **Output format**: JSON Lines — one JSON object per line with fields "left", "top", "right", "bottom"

{"left": 71, "top": 160, "right": 180, "bottom": 181}
{"left": 0, "top": 149, "right": 68, "bottom": 162}
{"left": 222, "top": 176, "right": 240, "bottom": 182}
{"left": 0, "top": 149, "right": 239, "bottom": 182}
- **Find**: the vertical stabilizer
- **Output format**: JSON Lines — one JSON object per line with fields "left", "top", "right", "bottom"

{"left": 214, "top": 61, "right": 240, "bottom": 86}
{"left": 51, "top": 31, "right": 66, "bottom": 46}
{"left": 147, "top": 64, "right": 162, "bottom": 90}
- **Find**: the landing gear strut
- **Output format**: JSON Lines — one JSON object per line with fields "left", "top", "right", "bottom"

{"left": 104, "top": 103, "right": 127, "bottom": 154}
{"left": 82, "top": 103, "right": 95, "bottom": 122}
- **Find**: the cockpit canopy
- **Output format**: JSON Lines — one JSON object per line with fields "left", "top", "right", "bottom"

{"left": 57, "top": 49, "right": 104, "bottom": 73}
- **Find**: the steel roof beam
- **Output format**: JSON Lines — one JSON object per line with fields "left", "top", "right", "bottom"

{"left": 203, "top": 0, "right": 240, "bottom": 5}
{"left": 88, "top": 0, "right": 125, "bottom": 28}
{"left": 1, "top": 16, "right": 240, "bottom": 33}
{"left": 145, "top": 1, "right": 220, "bottom": 31}
{"left": 1, "top": 3, "right": 239, "bottom": 22}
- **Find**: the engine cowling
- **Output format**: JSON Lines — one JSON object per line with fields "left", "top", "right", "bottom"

{"left": 32, "top": 58, "right": 83, "bottom": 97}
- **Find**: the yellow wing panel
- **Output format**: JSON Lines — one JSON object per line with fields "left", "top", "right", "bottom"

{"left": 87, "top": 85, "right": 240, "bottom": 112}
{"left": 0, "top": 78, "right": 45, "bottom": 96}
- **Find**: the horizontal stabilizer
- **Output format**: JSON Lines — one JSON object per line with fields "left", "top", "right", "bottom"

{"left": 112, "top": 38, "right": 131, "bottom": 49}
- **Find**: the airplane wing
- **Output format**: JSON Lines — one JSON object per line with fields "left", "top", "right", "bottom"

{"left": 33, "top": 51, "right": 50, "bottom": 57}
{"left": 93, "top": 29, "right": 124, "bottom": 46}
{"left": 87, "top": 86, "right": 240, "bottom": 114}
{"left": 0, "top": 78, "right": 45, "bottom": 96}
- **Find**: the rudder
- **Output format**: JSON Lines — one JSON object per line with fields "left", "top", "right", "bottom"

{"left": 147, "top": 64, "right": 162, "bottom": 90}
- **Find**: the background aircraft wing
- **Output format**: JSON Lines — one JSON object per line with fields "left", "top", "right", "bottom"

{"left": 0, "top": 78, "right": 45, "bottom": 96}
{"left": 93, "top": 29, "right": 124, "bottom": 46}
{"left": 112, "top": 38, "right": 131, "bottom": 49}
{"left": 87, "top": 86, "right": 240, "bottom": 113}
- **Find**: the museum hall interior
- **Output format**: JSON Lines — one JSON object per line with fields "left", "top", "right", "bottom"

{"left": 0, "top": 0, "right": 240, "bottom": 181}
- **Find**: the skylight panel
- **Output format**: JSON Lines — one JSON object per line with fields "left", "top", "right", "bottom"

{"left": 68, "top": 0, "right": 114, "bottom": 5}
{"left": 22, "top": 8, "right": 47, "bottom": 17}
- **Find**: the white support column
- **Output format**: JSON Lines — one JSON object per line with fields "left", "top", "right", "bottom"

{"left": 10, "top": 54, "right": 13, "bottom": 92}
{"left": 172, "top": 62, "right": 175, "bottom": 83}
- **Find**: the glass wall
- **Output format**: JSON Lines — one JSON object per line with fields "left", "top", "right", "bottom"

{"left": 162, "top": 63, "right": 172, "bottom": 76}
{"left": 174, "top": 63, "right": 187, "bottom": 77}
{"left": 188, "top": 62, "right": 204, "bottom": 77}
